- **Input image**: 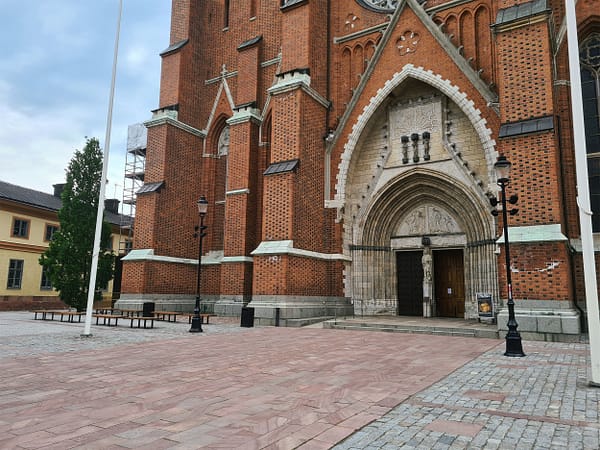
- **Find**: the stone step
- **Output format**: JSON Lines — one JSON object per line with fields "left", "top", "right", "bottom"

{"left": 283, "top": 316, "right": 335, "bottom": 328}
{"left": 323, "top": 320, "right": 499, "bottom": 339}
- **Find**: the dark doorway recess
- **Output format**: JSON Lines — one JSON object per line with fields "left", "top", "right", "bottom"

{"left": 396, "top": 251, "right": 423, "bottom": 316}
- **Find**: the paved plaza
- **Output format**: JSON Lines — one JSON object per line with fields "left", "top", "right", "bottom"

{"left": 0, "top": 312, "right": 598, "bottom": 449}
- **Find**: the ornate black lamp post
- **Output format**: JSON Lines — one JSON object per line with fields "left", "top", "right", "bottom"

{"left": 492, "top": 156, "right": 525, "bottom": 357}
{"left": 190, "top": 196, "right": 208, "bottom": 333}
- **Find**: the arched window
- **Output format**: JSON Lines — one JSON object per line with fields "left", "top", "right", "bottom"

{"left": 580, "top": 33, "right": 600, "bottom": 230}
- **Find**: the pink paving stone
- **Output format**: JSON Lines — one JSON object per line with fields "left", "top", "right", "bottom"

{"left": 376, "top": 394, "right": 410, "bottom": 408}
{"left": 297, "top": 438, "right": 339, "bottom": 450}
{"left": 338, "top": 412, "right": 382, "bottom": 430}
{"left": 17, "top": 425, "right": 101, "bottom": 449}
{"left": 425, "top": 419, "right": 484, "bottom": 437}
{"left": 0, "top": 327, "right": 498, "bottom": 448}
{"left": 463, "top": 389, "right": 507, "bottom": 402}
{"left": 312, "top": 424, "right": 358, "bottom": 445}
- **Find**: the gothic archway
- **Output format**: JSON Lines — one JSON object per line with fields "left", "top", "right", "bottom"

{"left": 348, "top": 169, "right": 498, "bottom": 318}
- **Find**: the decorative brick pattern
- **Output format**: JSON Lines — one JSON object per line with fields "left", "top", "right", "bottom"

{"left": 118, "top": 0, "right": 594, "bottom": 335}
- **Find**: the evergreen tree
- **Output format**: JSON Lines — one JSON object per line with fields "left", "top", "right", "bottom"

{"left": 40, "top": 137, "right": 114, "bottom": 311}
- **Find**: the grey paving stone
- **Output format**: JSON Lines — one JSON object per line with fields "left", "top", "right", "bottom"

{"left": 333, "top": 339, "right": 599, "bottom": 450}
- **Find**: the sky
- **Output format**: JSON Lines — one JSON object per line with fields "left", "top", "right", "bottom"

{"left": 0, "top": 1, "right": 172, "bottom": 205}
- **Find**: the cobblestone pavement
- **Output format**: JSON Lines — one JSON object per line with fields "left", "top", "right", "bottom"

{"left": 333, "top": 340, "right": 600, "bottom": 450}
{"left": 0, "top": 312, "right": 247, "bottom": 359}
{"left": 0, "top": 312, "right": 598, "bottom": 449}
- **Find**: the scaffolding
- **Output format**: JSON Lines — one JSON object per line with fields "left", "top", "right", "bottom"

{"left": 120, "top": 123, "right": 147, "bottom": 254}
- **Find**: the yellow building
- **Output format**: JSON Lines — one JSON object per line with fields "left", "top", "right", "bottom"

{"left": 0, "top": 181, "right": 131, "bottom": 310}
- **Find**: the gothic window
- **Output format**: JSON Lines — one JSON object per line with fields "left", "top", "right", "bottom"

{"left": 580, "top": 33, "right": 600, "bottom": 231}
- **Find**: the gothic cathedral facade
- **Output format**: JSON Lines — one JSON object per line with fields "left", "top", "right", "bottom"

{"left": 119, "top": 0, "right": 600, "bottom": 340}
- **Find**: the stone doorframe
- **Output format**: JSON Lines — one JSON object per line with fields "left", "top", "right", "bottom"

{"left": 347, "top": 169, "right": 499, "bottom": 319}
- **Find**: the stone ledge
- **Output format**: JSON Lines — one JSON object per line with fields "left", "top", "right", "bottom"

{"left": 497, "top": 308, "right": 580, "bottom": 339}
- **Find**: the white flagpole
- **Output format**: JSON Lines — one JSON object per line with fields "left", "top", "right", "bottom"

{"left": 565, "top": 0, "right": 600, "bottom": 385}
{"left": 82, "top": 0, "right": 123, "bottom": 336}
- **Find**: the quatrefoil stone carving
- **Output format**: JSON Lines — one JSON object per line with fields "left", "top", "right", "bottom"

{"left": 396, "top": 30, "right": 420, "bottom": 55}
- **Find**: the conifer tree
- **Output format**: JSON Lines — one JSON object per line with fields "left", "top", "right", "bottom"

{"left": 40, "top": 137, "right": 114, "bottom": 311}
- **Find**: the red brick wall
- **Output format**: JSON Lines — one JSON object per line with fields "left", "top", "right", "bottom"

{"left": 497, "top": 243, "right": 572, "bottom": 302}
{"left": 121, "top": 0, "right": 598, "bottom": 308}
{"left": 0, "top": 296, "right": 65, "bottom": 311}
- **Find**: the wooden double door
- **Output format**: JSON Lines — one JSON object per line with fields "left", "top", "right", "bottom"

{"left": 396, "top": 249, "right": 465, "bottom": 318}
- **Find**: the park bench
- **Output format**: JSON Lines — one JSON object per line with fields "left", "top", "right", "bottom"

{"left": 94, "top": 307, "right": 121, "bottom": 315}
{"left": 127, "top": 316, "right": 155, "bottom": 328}
{"left": 33, "top": 310, "right": 85, "bottom": 322}
{"left": 92, "top": 314, "right": 124, "bottom": 326}
{"left": 57, "top": 311, "right": 86, "bottom": 322}
{"left": 118, "top": 308, "right": 143, "bottom": 317}
{"left": 152, "top": 311, "right": 180, "bottom": 322}
{"left": 33, "top": 310, "right": 59, "bottom": 320}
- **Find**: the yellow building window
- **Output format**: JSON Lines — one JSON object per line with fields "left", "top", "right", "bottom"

{"left": 7, "top": 259, "right": 24, "bottom": 289}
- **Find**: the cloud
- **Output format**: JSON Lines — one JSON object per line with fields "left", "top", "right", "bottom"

{"left": 0, "top": 0, "right": 171, "bottom": 204}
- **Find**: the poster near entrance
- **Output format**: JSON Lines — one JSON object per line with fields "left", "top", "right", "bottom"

{"left": 477, "top": 293, "right": 493, "bottom": 318}
{"left": 396, "top": 251, "right": 423, "bottom": 316}
{"left": 434, "top": 249, "right": 465, "bottom": 318}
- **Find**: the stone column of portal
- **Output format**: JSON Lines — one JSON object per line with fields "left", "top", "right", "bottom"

{"left": 422, "top": 246, "right": 433, "bottom": 317}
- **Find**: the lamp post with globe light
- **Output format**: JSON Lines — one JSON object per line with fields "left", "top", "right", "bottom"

{"left": 491, "top": 156, "right": 525, "bottom": 357}
{"left": 190, "top": 196, "right": 208, "bottom": 333}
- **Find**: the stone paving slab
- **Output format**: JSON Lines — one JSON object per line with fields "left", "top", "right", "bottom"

{"left": 0, "top": 312, "right": 597, "bottom": 449}
{"left": 0, "top": 312, "right": 498, "bottom": 449}
{"left": 333, "top": 340, "right": 599, "bottom": 450}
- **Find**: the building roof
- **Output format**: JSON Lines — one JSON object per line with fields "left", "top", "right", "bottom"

{"left": 494, "top": 0, "right": 548, "bottom": 26}
{"left": 498, "top": 116, "right": 554, "bottom": 138}
{"left": 0, "top": 180, "right": 131, "bottom": 227}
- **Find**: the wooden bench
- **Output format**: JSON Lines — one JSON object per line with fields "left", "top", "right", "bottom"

{"left": 94, "top": 307, "right": 120, "bottom": 315}
{"left": 152, "top": 311, "right": 180, "bottom": 322}
{"left": 33, "top": 310, "right": 59, "bottom": 320}
{"left": 118, "top": 308, "right": 143, "bottom": 317}
{"left": 57, "top": 311, "right": 85, "bottom": 323}
{"left": 186, "top": 313, "right": 214, "bottom": 324}
{"left": 127, "top": 316, "right": 155, "bottom": 329}
{"left": 33, "top": 310, "right": 84, "bottom": 322}
{"left": 92, "top": 314, "right": 124, "bottom": 326}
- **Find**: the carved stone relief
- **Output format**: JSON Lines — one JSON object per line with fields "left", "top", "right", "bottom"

{"left": 396, "top": 30, "right": 420, "bottom": 56}
{"left": 345, "top": 13, "right": 360, "bottom": 31}
{"left": 397, "top": 205, "right": 460, "bottom": 236}
{"left": 387, "top": 95, "right": 443, "bottom": 167}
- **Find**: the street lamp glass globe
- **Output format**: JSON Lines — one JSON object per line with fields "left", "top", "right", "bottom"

{"left": 494, "top": 155, "right": 511, "bottom": 183}
{"left": 197, "top": 196, "right": 208, "bottom": 215}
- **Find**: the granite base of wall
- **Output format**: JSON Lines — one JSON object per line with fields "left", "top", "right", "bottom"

{"left": 246, "top": 296, "right": 354, "bottom": 327}
{"left": 115, "top": 294, "right": 219, "bottom": 313}
{"left": 496, "top": 305, "right": 581, "bottom": 342}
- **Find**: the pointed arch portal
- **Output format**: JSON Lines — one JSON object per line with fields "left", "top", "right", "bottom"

{"left": 337, "top": 66, "right": 500, "bottom": 319}
{"left": 349, "top": 170, "right": 498, "bottom": 318}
